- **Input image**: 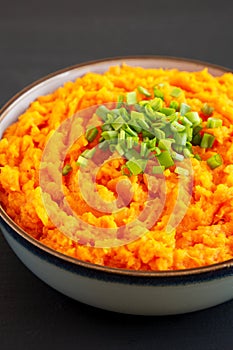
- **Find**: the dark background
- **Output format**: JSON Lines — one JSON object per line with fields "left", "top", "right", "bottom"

{"left": 0, "top": 0, "right": 233, "bottom": 349}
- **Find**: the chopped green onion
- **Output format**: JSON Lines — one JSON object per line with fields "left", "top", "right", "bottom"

{"left": 150, "top": 98, "right": 163, "bottom": 111}
{"left": 137, "top": 86, "right": 151, "bottom": 97}
{"left": 117, "top": 95, "right": 125, "bottom": 108}
{"left": 81, "top": 148, "right": 96, "bottom": 159}
{"left": 136, "top": 119, "right": 150, "bottom": 131}
{"left": 123, "top": 124, "right": 138, "bottom": 137}
{"left": 96, "top": 106, "right": 109, "bottom": 121}
{"left": 126, "top": 91, "right": 137, "bottom": 105}
{"left": 153, "top": 88, "right": 164, "bottom": 100}
{"left": 101, "top": 123, "right": 113, "bottom": 132}
{"left": 85, "top": 127, "right": 98, "bottom": 142}
{"left": 152, "top": 165, "right": 165, "bottom": 174}
{"left": 180, "top": 116, "right": 192, "bottom": 126}
{"left": 160, "top": 107, "right": 176, "bottom": 116}
{"left": 206, "top": 154, "right": 223, "bottom": 169}
{"left": 185, "top": 111, "right": 201, "bottom": 126}
{"left": 207, "top": 117, "right": 222, "bottom": 128}
{"left": 152, "top": 127, "right": 166, "bottom": 140}
{"left": 183, "top": 147, "right": 193, "bottom": 158}
{"left": 62, "top": 164, "right": 72, "bottom": 176}
{"left": 156, "top": 150, "right": 174, "bottom": 168}
{"left": 180, "top": 103, "right": 191, "bottom": 116}
{"left": 124, "top": 149, "right": 141, "bottom": 160}
{"left": 126, "top": 158, "right": 146, "bottom": 175}
{"left": 175, "top": 167, "right": 189, "bottom": 176}
{"left": 170, "top": 121, "right": 186, "bottom": 133}
{"left": 101, "top": 130, "right": 118, "bottom": 140}
{"left": 76, "top": 155, "right": 88, "bottom": 167}
{"left": 193, "top": 125, "right": 203, "bottom": 135}
{"left": 158, "top": 139, "right": 174, "bottom": 151}
{"left": 115, "top": 143, "right": 125, "bottom": 156}
{"left": 174, "top": 131, "right": 187, "bottom": 146}
{"left": 140, "top": 142, "right": 149, "bottom": 157}
{"left": 169, "top": 100, "right": 179, "bottom": 110}
{"left": 170, "top": 87, "right": 182, "bottom": 98}
{"left": 172, "top": 152, "right": 184, "bottom": 161}
{"left": 111, "top": 116, "right": 125, "bottom": 130}
{"left": 192, "top": 133, "right": 202, "bottom": 146}
{"left": 200, "top": 133, "right": 215, "bottom": 148}
{"left": 98, "top": 140, "right": 109, "bottom": 150}
{"left": 201, "top": 103, "right": 214, "bottom": 116}
{"left": 127, "top": 137, "right": 134, "bottom": 149}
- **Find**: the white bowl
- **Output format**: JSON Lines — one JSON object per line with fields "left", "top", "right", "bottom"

{"left": 1, "top": 56, "right": 233, "bottom": 315}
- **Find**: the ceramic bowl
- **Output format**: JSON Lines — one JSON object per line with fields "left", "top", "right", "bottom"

{"left": 1, "top": 56, "right": 233, "bottom": 315}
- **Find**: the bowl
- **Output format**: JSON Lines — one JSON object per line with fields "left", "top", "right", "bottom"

{"left": 1, "top": 56, "right": 233, "bottom": 315}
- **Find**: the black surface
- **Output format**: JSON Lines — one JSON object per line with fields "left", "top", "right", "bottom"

{"left": 0, "top": 0, "right": 233, "bottom": 349}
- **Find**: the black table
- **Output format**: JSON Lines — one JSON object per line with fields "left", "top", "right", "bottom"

{"left": 1, "top": 1, "right": 233, "bottom": 349}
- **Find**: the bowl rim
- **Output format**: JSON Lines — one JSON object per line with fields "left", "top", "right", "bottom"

{"left": 1, "top": 55, "right": 233, "bottom": 278}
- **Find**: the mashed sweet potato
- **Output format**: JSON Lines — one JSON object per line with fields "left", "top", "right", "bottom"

{"left": 1, "top": 64, "right": 233, "bottom": 270}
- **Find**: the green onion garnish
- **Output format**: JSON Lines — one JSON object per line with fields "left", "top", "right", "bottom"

{"left": 200, "top": 133, "right": 215, "bottom": 148}
{"left": 126, "top": 91, "right": 137, "bottom": 105}
{"left": 125, "top": 158, "right": 146, "bottom": 175}
{"left": 117, "top": 95, "right": 125, "bottom": 108}
{"left": 85, "top": 127, "right": 98, "bottom": 142}
{"left": 175, "top": 166, "right": 189, "bottom": 176}
{"left": 160, "top": 107, "right": 176, "bottom": 116}
{"left": 62, "top": 164, "right": 72, "bottom": 176}
{"left": 180, "top": 103, "right": 191, "bottom": 116}
{"left": 201, "top": 103, "right": 214, "bottom": 116}
{"left": 76, "top": 156, "right": 88, "bottom": 167}
{"left": 156, "top": 150, "right": 174, "bottom": 168}
{"left": 153, "top": 88, "right": 164, "bottom": 100}
{"left": 207, "top": 117, "right": 222, "bottom": 128}
{"left": 169, "top": 100, "right": 179, "bottom": 110}
{"left": 152, "top": 165, "right": 165, "bottom": 174}
{"left": 81, "top": 148, "right": 96, "bottom": 159}
{"left": 170, "top": 87, "right": 182, "bottom": 98}
{"left": 206, "top": 154, "right": 223, "bottom": 169}
{"left": 137, "top": 86, "right": 151, "bottom": 97}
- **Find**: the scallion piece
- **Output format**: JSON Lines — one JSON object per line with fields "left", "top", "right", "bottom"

{"left": 137, "top": 86, "right": 151, "bottom": 97}
{"left": 172, "top": 152, "right": 184, "bottom": 161}
{"left": 126, "top": 158, "right": 145, "bottom": 175}
{"left": 170, "top": 87, "right": 182, "bottom": 98}
{"left": 169, "top": 100, "right": 179, "bottom": 110}
{"left": 117, "top": 95, "right": 125, "bottom": 108}
{"left": 160, "top": 107, "right": 176, "bottom": 116}
{"left": 175, "top": 167, "right": 189, "bottom": 176}
{"left": 206, "top": 154, "right": 223, "bottom": 169}
{"left": 62, "top": 164, "right": 72, "bottom": 176}
{"left": 81, "top": 148, "right": 96, "bottom": 159}
{"left": 185, "top": 111, "right": 201, "bottom": 126}
{"left": 150, "top": 98, "right": 163, "bottom": 111}
{"left": 156, "top": 150, "right": 174, "bottom": 168}
{"left": 76, "top": 156, "right": 88, "bottom": 167}
{"left": 207, "top": 117, "right": 222, "bottom": 128}
{"left": 200, "top": 133, "right": 215, "bottom": 148}
{"left": 153, "top": 88, "right": 164, "bottom": 100}
{"left": 152, "top": 165, "right": 165, "bottom": 174}
{"left": 180, "top": 103, "right": 191, "bottom": 116}
{"left": 170, "top": 121, "right": 186, "bottom": 133}
{"left": 96, "top": 106, "right": 109, "bottom": 121}
{"left": 126, "top": 91, "right": 137, "bottom": 105}
{"left": 101, "top": 130, "right": 118, "bottom": 140}
{"left": 111, "top": 116, "right": 125, "bottom": 130}
{"left": 85, "top": 127, "right": 98, "bottom": 142}
{"left": 201, "top": 103, "right": 214, "bottom": 116}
